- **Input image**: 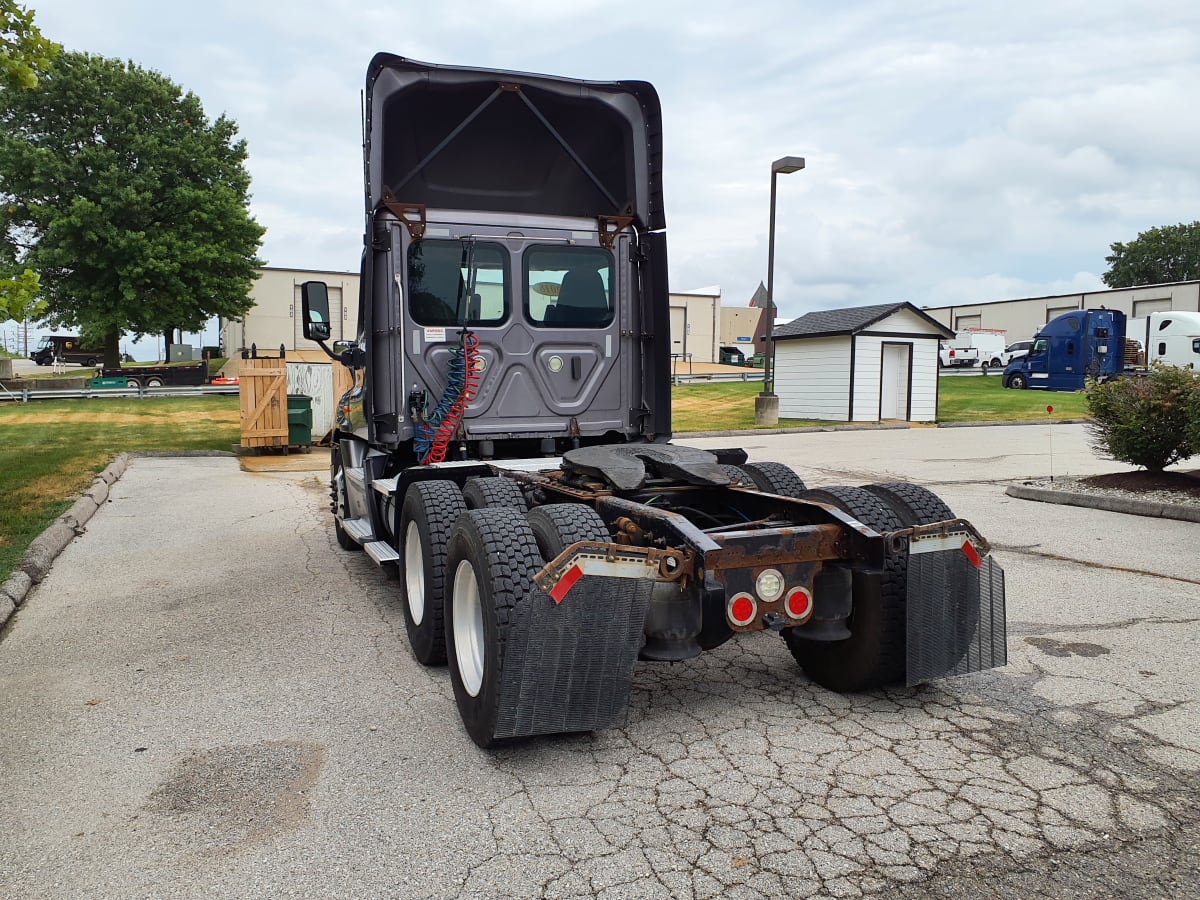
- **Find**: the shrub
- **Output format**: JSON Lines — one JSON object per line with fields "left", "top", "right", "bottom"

{"left": 1085, "top": 364, "right": 1200, "bottom": 471}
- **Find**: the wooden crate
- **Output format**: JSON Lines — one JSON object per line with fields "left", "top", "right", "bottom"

{"left": 239, "top": 357, "right": 289, "bottom": 449}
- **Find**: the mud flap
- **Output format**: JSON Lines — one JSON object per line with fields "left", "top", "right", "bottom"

{"left": 493, "top": 575, "right": 652, "bottom": 739}
{"left": 906, "top": 538, "right": 1006, "bottom": 686}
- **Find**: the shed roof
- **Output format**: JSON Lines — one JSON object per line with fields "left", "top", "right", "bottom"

{"left": 774, "top": 302, "right": 953, "bottom": 340}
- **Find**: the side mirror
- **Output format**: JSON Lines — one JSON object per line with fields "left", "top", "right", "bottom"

{"left": 301, "top": 281, "right": 332, "bottom": 342}
{"left": 332, "top": 340, "right": 356, "bottom": 355}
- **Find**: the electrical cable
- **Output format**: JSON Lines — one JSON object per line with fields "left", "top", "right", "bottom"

{"left": 416, "top": 330, "right": 481, "bottom": 464}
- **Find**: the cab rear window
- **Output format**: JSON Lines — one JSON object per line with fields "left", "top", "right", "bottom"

{"left": 407, "top": 240, "right": 508, "bottom": 327}
{"left": 525, "top": 246, "right": 614, "bottom": 328}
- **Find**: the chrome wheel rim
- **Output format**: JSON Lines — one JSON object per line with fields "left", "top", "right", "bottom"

{"left": 452, "top": 559, "right": 485, "bottom": 697}
{"left": 404, "top": 522, "right": 425, "bottom": 626}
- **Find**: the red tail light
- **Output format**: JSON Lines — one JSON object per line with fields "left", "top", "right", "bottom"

{"left": 728, "top": 592, "right": 757, "bottom": 626}
{"left": 785, "top": 587, "right": 813, "bottom": 620}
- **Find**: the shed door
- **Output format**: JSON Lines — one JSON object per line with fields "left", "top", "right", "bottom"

{"left": 880, "top": 343, "right": 911, "bottom": 420}
{"left": 669, "top": 307, "right": 686, "bottom": 358}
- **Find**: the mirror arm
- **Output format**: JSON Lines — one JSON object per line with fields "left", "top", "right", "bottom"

{"left": 311, "top": 337, "right": 343, "bottom": 364}
{"left": 339, "top": 346, "right": 367, "bottom": 369}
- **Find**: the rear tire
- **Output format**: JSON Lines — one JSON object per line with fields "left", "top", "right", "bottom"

{"left": 527, "top": 504, "right": 609, "bottom": 561}
{"left": 719, "top": 464, "right": 755, "bottom": 486}
{"left": 463, "top": 476, "right": 527, "bottom": 511}
{"left": 85, "top": 357, "right": 97, "bottom": 367}
{"left": 862, "top": 482, "right": 954, "bottom": 526}
{"left": 146, "top": 377, "right": 164, "bottom": 388}
{"left": 399, "top": 480, "right": 467, "bottom": 666}
{"left": 445, "top": 508, "right": 543, "bottom": 748}
{"left": 125, "top": 378, "right": 141, "bottom": 389}
{"left": 741, "top": 461, "right": 807, "bottom": 497}
{"left": 785, "top": 486, "right": 907, "bottom": 691}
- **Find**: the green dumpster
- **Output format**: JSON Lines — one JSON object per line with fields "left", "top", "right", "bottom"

{"left": 287, "top": 394, "right": 313, "bottom": 446}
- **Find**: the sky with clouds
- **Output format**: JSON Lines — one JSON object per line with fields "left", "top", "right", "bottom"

{"left": 6, "top": 0, "right": 1200, "bottom": 357}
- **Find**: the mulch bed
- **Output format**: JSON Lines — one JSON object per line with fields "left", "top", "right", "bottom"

{"left": 1081, "top": 469, "right": 1200, "bottom": 500}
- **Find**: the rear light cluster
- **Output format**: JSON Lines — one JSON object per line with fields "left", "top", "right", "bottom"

{"left": 726, "top": 568, "right": 813, "bottom": 627}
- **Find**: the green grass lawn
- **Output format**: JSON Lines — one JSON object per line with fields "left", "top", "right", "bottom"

{"left": 672, "top": 376, "right": 1090, "bottom": 432}
{"left": 936, "top": 374, "right": 1089, "bottom": 422}
{"left": 0, "top": 396, "right": 239, "bottom": 582}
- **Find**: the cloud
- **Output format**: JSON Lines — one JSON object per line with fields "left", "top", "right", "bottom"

{"left": 20, "top": 0, "right": 1200, "bottom": 338}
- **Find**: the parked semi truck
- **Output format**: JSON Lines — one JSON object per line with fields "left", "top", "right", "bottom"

{"left": 1002, "top": 309, "right": 1200, "bottom": 391}
{"left": 300, "top": 53, "right": 1006, "bottom": 747}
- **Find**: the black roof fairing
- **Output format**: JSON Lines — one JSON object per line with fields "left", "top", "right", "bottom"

{"left": 364, "top": 54, "right": 666, "bottom": 231}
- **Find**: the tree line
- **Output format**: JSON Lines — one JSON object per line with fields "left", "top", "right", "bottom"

{"left": 1, "top": 1, "right": 262, "bottom": 366}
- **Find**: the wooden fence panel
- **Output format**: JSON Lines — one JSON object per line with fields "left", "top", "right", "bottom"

{"left": 239, "top": 357, "right": 288, "bottom": 449}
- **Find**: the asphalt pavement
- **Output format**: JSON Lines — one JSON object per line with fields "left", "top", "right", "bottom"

{"left": 2, "top": 425, "right": 1198, "bottom": 899}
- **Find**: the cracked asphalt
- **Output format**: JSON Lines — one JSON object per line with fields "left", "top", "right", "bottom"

{"left": 2, "top": 423, "right": 1198, "bottom": 898}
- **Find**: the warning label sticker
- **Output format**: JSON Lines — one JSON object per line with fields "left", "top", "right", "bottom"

{"left": 423, "top": 327, "right": 447, "bottom": 343}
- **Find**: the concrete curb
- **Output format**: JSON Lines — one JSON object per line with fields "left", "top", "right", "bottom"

{"left": 1, "top": 453, "right": 131, "bottom": 631}
{"left": 1005, "top": 483, "right": 1200, "bottom": 523}
{"left": 939, "top": 418, "right": 1090, "bottom": 428}
{"left": 676, "top": 419, "right": 1091, "bottom": 438}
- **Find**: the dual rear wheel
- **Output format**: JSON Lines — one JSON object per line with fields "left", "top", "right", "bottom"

{"left": 399, "top": 476, "right": 606, "bottom": 747}
{"left": 785, "top": 482, "right": 959, "bottom": 692}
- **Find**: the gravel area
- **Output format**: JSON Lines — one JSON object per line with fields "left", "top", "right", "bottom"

{"left": 1019, "top": 476, "right": 1200, "bottom": 508}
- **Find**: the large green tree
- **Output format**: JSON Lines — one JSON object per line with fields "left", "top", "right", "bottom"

{"left": 0, "top": 52, "right": 264, "bottom": 365}
{"left": 1, "top": 0, "right": 59, "bottom": 90}
{"left": 1102, "top": 221, "right": 1200, "bottom": 289}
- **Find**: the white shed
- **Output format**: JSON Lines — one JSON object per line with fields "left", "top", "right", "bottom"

{"left": 773, "top": 302, "right": 952, "bottom": 422}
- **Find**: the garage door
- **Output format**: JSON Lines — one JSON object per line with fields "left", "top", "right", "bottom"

{"left": 1046, "top": 305, "right": 1077, "bottom": 322}
{"left": 955, "top": 315, "right": 981, "bottom": 331}
{"left": 1133, "top": 298, "right": 1172, "bottom": 317}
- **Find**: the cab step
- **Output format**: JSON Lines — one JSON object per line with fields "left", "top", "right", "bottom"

{"left": 341, "top": 517, "right": 374, "bottom": 543}
{"left": 364, "top": 540, "right": 399, "bottom": 565}
{"left": 371, "top": 477, "right": 398, "bottom": 496}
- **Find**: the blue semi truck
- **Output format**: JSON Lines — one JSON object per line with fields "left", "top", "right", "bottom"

{"left": 1002, "top": 309, "right": 1125, "bottom": 391}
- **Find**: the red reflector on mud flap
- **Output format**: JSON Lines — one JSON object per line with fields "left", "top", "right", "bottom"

{"left": 549, "top": 564, "right": 584, "bottom": 604}
{"left": 961, "top": 539, "right": 982, "bottom": 569}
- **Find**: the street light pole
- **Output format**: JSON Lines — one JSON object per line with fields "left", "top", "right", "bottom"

{"left": 755, "top": 155, "right": 805, "bottom": 426}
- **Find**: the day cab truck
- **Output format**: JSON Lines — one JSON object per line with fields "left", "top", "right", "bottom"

{"left": 1002, "top": 309, "right": 1200, "bottom": 391}
{"left": 299, "top": 53, "right": 1007, "bottom": 747}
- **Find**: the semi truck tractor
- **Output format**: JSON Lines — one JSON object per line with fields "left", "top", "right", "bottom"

{"left": 1002, "top": 309, "right": 1200, "bottom": 391}
{"left": 301, "top": 53, "right": 1007, "bottom": 747}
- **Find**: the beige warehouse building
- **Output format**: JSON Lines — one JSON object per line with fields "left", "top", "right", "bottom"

{"left": 923, "top": 280, "right": 1200, "bottom": 341}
